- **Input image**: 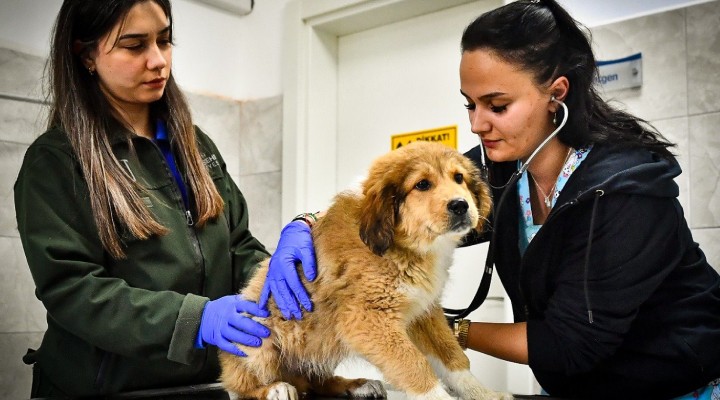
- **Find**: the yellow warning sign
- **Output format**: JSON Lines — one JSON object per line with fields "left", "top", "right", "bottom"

{"left": 391, "top": 125, "right": 457, "bottom": 150}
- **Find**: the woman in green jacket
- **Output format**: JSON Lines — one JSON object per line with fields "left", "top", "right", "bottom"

{"left": 13, "top": 0, "right": 310, "bottom": 396}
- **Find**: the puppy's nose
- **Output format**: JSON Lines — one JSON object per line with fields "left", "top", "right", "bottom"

{"left": 447, "top": 198, "right": 469, "bottom": 216}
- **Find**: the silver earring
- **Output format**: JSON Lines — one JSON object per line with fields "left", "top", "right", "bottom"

{"left": 88, "top": 67, "right": 95, "bottom": 76}
{"left": 553, "top": 112, "right": 557, "bottom": 125}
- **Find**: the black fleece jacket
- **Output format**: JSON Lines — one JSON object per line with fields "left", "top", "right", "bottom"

{"left": 465, "top": 143, "right": 720, "bottom": 399}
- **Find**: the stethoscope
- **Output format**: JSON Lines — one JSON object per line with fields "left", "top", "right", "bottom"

{"left": 443, "top": 96, "right": 569, "bottom": 321}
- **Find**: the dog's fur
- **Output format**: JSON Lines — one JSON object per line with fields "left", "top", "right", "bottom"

{"left": 219, "top": 141, "right": 508, "bottom": 400}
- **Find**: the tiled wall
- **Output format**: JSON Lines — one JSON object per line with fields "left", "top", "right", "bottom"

{"left": 0, "top": 49, "right": 283, "bottom": 398}
{"left": 590, "top": 0, "right": 720, "bottom": 272}
{"left": 0, "top": 47, "right": 49, "bottom": 400}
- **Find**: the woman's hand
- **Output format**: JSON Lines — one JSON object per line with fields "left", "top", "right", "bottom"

{"left": 258, "top": 220, "right": 317, "bottom": 320}
{"left": 196, "top": 295, "right": 270, "bottom": 357}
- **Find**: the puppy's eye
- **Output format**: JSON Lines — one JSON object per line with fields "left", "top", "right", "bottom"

{"left": 454, "top": 173, "right": 464, "bottom": 184}
{"left": 415, "top": 179, "right": 431, "bottom": 191}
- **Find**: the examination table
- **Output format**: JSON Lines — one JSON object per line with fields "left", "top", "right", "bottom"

{"left": 43, "top": 382, "right": 561, "bottom": 399}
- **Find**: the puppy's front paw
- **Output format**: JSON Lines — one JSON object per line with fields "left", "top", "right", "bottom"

{"left": 350, "top": 379, "right": 387, "bottom": 398}
{"left": 445, "top": 370, "right": 501, "bottom": 400}
{"left": 408, "top": 383, "right": 455, "bottom": 400}
{"left": 266, "top": 382, "right": 298, "bottom": 400}
{"left": 457, "top": 386, "right": 501, "bottom": 400}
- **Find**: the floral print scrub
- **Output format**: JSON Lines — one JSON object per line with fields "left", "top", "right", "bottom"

{"left": 518, "top": 146, "right": 591, "bottom": 254}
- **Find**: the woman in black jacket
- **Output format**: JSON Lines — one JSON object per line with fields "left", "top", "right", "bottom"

{"left": 453, "top": 0, "right": 720, "bottom": 398}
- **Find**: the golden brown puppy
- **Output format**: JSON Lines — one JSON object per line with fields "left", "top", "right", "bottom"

{"left": 220, "top": 141, "right": 508, "bottom": 400}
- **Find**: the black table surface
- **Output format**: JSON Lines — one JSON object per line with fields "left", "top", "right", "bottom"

{"left": 93, "top": 383, "right": 561, "bottom": 400}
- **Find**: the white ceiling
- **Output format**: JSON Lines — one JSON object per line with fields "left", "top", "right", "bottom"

{"left": 557, "top": 0, "right": 716, "bottom": 26}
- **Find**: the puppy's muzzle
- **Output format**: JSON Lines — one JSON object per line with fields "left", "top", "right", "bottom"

{"left": 448, "top": 198, "right": 469, "bottom": 215}
{"left": 447, "top": 198, "right": 472, "bottom": 231}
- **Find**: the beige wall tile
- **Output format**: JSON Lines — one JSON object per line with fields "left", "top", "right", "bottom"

{"left": 0, "top": 236, "right": 47, "bottom": 333}
{"left": 687, "top": 1, "right": 720, "bottom": 115}
{"left": 0, "top": 48, "right": 45, "bottom": 101}
{"left": 238, "top": 96, "right": 282, "bottom": 175}
{"left": 0, "top": 98, "right": 47, "bottom": 144}
{"left": 0, "top": 142, "right": 29, "bottom": 238}
{"left": 688, "top": 112, "right": 720, "bottom": 228}
{"left": 236, "top": 171, "right": 282, "bottom": 252}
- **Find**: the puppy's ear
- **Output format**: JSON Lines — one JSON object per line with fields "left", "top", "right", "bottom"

{"left": 463, "top": 157, "right": 493, "bottom": 232}
{"left": 359, "top": 182, "right": 402, "bottom": 256}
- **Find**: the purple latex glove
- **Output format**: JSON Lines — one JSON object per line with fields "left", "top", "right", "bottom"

{"left": 258, "top": 220, "right": 317, "bottom": 320}
{"left": 196, "top": 295, "right": 270, "bottom": 357}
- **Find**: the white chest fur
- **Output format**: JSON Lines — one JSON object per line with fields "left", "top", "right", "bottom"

{"left": 398, "top": 235, "right": 457, "bottom": 321}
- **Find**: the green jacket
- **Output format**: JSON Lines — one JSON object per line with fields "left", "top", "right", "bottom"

{"left": 14, "top": 123, "right": 269, "bottom": 396}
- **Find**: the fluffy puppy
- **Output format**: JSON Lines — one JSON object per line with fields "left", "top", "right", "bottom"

{"left": 220, "top": 141, "right": 508, "bottom": 400}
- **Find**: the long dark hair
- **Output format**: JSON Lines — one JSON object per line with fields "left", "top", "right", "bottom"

{"left": 461, "top": 0, "right": 674, "bottom": 156}
{"left": 49, "top": 0, "right": 224, "bottom": 259}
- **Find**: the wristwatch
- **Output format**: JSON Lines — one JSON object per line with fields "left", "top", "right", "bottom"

{"left": 452, "top": 319, "right": 470, "bottom": 350}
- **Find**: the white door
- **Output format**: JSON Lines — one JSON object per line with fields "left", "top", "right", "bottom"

{"left": 284, "top": 0, "right": 537, "bottom": 394}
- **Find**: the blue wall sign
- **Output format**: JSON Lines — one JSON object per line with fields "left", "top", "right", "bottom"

{"left": 596, "top": 52, "right": 642, "bottom": 91}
